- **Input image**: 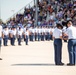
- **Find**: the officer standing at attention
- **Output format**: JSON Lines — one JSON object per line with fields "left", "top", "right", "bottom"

{"left": 41, "top": 26, "right": 45, "bottom": 41}
{"left": 53, "top": 23, "right": 64, "bottom": 65}
{"left": 24, "top": 28, "right": 29, "bottom": 45}
{"left": 38, "top": 26, "right": 41, "bottom": 41}
{"left": 0, "top": 21, "right": 2, "bottom": 60}
{"left": 9, "top": 27, "right": 16, "bottom": 46}
{"left": 17, "top": 27, "right": 23, "bottom": 46}
{"left": 34, "top": 26, "right": 38, "bottom": 41}
{"left": 2, "top": 26, "right": 9, "bottom": 46}
{"left": 64, "top": 20, "right": 76, "bottom": 66}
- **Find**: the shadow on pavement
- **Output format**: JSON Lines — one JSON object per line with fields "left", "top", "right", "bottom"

{"left": 11, "top": 63, "right": 55, "bottom": 66}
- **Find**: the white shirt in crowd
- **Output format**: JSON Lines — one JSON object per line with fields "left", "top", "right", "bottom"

{"left": 17, "top": 30, "right": 23, "bottom": 36}
{"left": 38, "top": 28, "right": 42, "bottom": 33}
{"left": 41, "top": 28, "right": 45, "bottom": 33}
{"left": 13, "top": 29, "right": 17, "bottom": 35}
{"left": 65, "top": 25, "right": 76, "bottom": 39}
{"left": 31, "top": 28, "right": 35, "bottom": 34}
{"left": 63, "top": 26, "right": 67, "bottom": 33}
{"left": 24, "top": 31, "right": 29, "bottom": 36}
{"left": 53, "top": 27, "right": 62, "bottom": 39}
{"left": 34, "top": 28, "right": 38, "bottom": 33}
{"left": 3, "top": 29, "right": 9, "bottom": 36}
{"left": 9, "top": 30, "right": 16, "bottom": 35}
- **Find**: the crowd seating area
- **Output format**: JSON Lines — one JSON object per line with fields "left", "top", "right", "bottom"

{"left": 6, "top": 0, "right": 76, "bottom": 27}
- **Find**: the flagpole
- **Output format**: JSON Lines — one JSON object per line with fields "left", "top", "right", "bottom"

{"left": 35, "top": 0, "right": 38, "bottom": 26}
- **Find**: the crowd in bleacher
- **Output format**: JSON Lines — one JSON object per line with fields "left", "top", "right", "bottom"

{"left": 4, "top": 0, "right": 75, "bottom": 28}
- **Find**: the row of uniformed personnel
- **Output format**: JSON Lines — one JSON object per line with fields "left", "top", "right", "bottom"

{"left": 2, "top": 26, "right": 54, "bottom": 46}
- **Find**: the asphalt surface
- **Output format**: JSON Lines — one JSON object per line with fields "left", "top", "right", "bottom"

{"left": 0, "top": 40, "right": 76, "bottom": 75}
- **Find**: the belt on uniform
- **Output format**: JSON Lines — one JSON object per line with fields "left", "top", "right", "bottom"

{"left": 55, "top": 38, "right": 62, "bottom": 40}
{"left": 69, "top": 39, "right": 76, "bottom": 40}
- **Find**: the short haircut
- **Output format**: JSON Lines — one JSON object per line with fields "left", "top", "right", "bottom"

{"left": 66, "top": 20, "right": 72, "bottom": 25}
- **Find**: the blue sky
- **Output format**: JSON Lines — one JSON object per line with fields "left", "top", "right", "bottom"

{"left": 0, "top": 0, "right": 33, "bottom": 22}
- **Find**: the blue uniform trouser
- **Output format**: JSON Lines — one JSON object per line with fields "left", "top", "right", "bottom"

{"left": 30, "top": 33, "right": 34, "bottom": 41}
{"left": 45, "top": 34, "right": 47, "bottom": 40}
{"left": 0, "top": 37, "right": 2, "bottom": 49}
{"left": 10, "top": 35, "right": 15, "bottom": 45}
{"left": 68, "top": 39, "right": 76, "bottom": 65}
{"left": 25, "top": 35, "right": 28, "bottom": 45}
{"left": 3, "top": 35, "right": 8, "bottom": 46}
{"left": 29, "top": 35, "right": 31, "bottom": 41}
{"left": 50, "top": 34, "right": 53, "bottom": 40}
{"left": 18, "top": 36, "right": 22, "bottom": 45}
{"left": 54, "top": 39, "right": 62, "bottom": 65}
{"left": 31, "top": 33, "right": 34, "bottom": 41}
{"left": 41, "top": 34, "right": 45, "bottom": 41}
{"left": 38, "top": 33, "right": 41, "bottom": 41}
{"left": 35, "top": 34, "right": 37, "bottom": 41}
{"left": 47, "top": 33, "right": 50, "bottom": 41}
{"left": 45, "top": 33, "right": 48, "bottom": 40}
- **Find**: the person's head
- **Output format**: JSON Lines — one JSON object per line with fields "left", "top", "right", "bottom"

{"left": 12, "top": 26, "right": 15, "bottom": 30}
{"left": 62, "top": 21, "right": 67, "bottom": 26}
{"left": 4, "top": 26, "right": 8, "bottom": 30}
{"left": 56, "top": 23, "right": 63, "bottom": 29}
{"left": 66, "top": 20, "right": 72, "bottom": 27}
{"left": 19, "top": 27, "right": 21, "bottom": 30}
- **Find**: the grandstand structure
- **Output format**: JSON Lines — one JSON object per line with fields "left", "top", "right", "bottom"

{"left": 6, "top": 0, "right": 35, "bottom": 22}
{"left": 6, "top": 0, "right": 76, "bottom": 27}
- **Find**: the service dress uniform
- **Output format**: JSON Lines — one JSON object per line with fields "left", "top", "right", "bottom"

{"left": 24, "top": 29, "right": 29, "bottom": 45}
{"left": 45, "top": 27, "right": 48, "bottom": 41}
{"left": 37, "top": 27, "right": 41, "bottom": 41}
{"left": 34, "top": 27, "right": 38, "bottom": 41}
{"left": 2, "top": 27, "right": 9, "bottom": 46}
{"left": 41, "top": 27, "right": 45, "bottom": 41}
{"left": 53, "top": 25, "right": 64, "bottom": 65}
{"left": 47, "top": 28, "right": 50, "bottom": 41}
{"left": 17, "top": 27, "right": 23, "bottom": 45}
{"left": 66, "top": 25, "right": 76, "bottom": 65}
{"left": 29, "top": 27, "right": 33, "bottom": 41}
{"left": 9, "top": 27, "right": 16, "bottom": 46}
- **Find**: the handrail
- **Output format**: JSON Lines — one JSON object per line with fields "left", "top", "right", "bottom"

{"left": 6, "top": 0, "right": 34, "bottom": 22}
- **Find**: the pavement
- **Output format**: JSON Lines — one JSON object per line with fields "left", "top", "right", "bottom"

{"left": 0, "top": 40, "right": 76, "bottom": 75}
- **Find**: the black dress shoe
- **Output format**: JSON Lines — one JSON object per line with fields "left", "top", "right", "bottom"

{"left": 67, "top": 63, "right": 75, "bottom": 66}
{"left": 0, "top": 58, "right": 2, "bottom": 60}
{"left": 12, "top": 45, "right": 15, "bottom": 46}
{"left": 18, "top": 44, "right": 22, "bottom": 46}
{"left": 56, "top": 63, "right": 64, "bottom": 65}
{"left": 60, "top": 63, "right": 64, "bottom": 65}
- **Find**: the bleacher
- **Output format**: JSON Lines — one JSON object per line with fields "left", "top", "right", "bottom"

{"left": 6, "top": 0, "right": 76, "bottom": 27}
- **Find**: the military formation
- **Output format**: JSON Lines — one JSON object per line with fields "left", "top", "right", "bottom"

{"left": 1, "top": 25, "right": 54, "bottom": 46}
{"left": 0, "top": 20, "right": 76, "bottom": 66}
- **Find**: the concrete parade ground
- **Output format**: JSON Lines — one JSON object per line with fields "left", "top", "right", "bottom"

{"left": 0, "top": 40, "right": 76, "bottom": 75}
